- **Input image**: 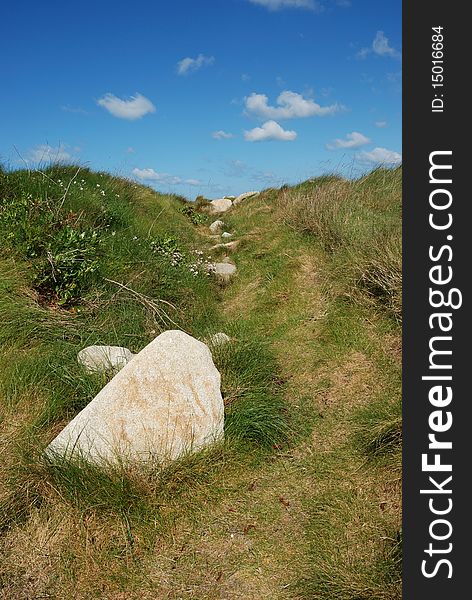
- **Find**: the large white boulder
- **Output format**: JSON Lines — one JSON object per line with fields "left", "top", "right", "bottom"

{"left": 208, "top": 198, "right": 233, "bottom": 214}
{"left": 78, "top": 345, "right": 134, "bottom": 374}
{"left": 233, "top": 191, "right": 259, "bottom": 206}
{"left": 47, "top": 331, "right": 224, "bottom": 465}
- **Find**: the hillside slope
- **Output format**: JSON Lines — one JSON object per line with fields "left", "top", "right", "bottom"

{"left": 0, "top": 165, "right": 401, "bottom": 600}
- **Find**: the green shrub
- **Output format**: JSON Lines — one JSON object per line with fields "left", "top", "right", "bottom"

{"left": 34, "top": 226, "right": 102, "bottom": 305}
{"left": 181, "top": 204, "right": 208, "bottom": 225}
{"left": 149, "top": 234, "right": 185, "bottom": 266}
{"left": 194, "top": 195, "right": 211, "bottom": 209}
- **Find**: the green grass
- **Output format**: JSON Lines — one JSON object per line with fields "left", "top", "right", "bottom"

{"left": 0, "top": 163, "right": 401, "bottom": 599}
{"left": 298, "top": 488, "right": 401, "bottom": 600}
{"left": 276, "top": 167, "right": 402, "bottom": 321}
{"left": 0, "top": 164, "right": 287, "bottom": 540}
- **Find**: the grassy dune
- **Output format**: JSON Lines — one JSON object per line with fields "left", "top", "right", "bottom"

{"left": 0, "top": 164, "right": 401, "bottom": 599}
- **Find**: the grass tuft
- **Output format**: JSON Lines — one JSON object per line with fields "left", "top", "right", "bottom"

{"left": 275, "top": 167, "right": 402, "bottom": 321}
{"left": 210, "top": 334, "right": 289, "bottom": 448}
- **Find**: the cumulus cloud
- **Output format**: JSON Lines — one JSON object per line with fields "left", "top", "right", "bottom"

{"left": 326, "top": 131, "right": 371, "bottom": 150}
{"left": 355, "top": 147, "right": 402, "bottom": 166}
{"left": 177, "top": 54, "right": 215, "bottom": 75}
{"left": 375, "top": 120, "right": 388, "bottom": 128}
{"left": 28, "top": 144, "right": 73, "bottom": 163}
{"left": 132, "top": 168, "right": 202, "bottom": 186}
{"left": 357, "top": 31, "right": 400, "bottom": 59}
{"left": 244, "top": 120, "right": 297, "bottom": 142}
{"left": 97, "top": 93, "right": 156, "bottom": 120}
{"left": 248, "top": 0, "right": 320, "bottom": 10}
{"left": 212, "top": 130, "right": 234, "bottom": 140}
{"left": 245, "top": 90, "right": 342, "bottom": 120}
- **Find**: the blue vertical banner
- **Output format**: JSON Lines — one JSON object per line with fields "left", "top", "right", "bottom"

{"left": 403, "top": 2, "right": 470, "bottom": 597}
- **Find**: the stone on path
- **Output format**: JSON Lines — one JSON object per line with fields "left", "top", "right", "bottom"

{"left": 211, "top": 262, "right": 237, "bottom": 283}
{"left": 78, "top": 345, "right": 134, "bottom": 374}
{"left": 209, "top": 220, "right": 225, "bottom": 234}
{"left": 209, "top": 240, "right": 240, "bottom": 252}
{"left": 208, "top": 198, "right": 233, "bottom": 214}
{"left": 233, "top": 191, "right": 259, "bottom": 206}
{"left": 47, "top": 331, "right": 224, "bottom": 465}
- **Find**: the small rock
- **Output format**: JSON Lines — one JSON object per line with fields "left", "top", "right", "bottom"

{"left": 209, "top": 220, "right": 225, "bottom": 234}
{"left": 212, "top": 262, "right": 237, "bottom": 282}
{"left": 209, "top": 241, "right": 240, "bottom": 252}
{"left": 233, "top": 191, "right": 259, "bottom": 206}
{"left": 48, "top": 331, "right": 224, "bottom": 465}
{"left": 221, "top": 232, "right": 233, "bottom": 239}
{"left": 208, "top": 332, "right": 231, "bottom": 347}
{"left": 78, "top": 345, "right": 134, "bottom": 374}
{"left": 208, "top": 198, "right": 233, "bottom": 214}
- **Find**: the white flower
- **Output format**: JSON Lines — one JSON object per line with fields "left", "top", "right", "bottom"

{"left": 111, "top": 231, "right": 116, "bottom": 236}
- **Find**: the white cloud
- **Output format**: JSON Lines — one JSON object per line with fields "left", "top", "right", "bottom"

{"left": 326, "top": 131, "right": 371, "bottom": 150}
{"left": 375, "top": 120, "right": 387, "bottom": 128}
{"left": 245, "top": 90, "right": 342, "bottom": 120}
{"left": 28, "top": 144, "right": 73, "bottom": 163}
{"left": 356, "top": 47, "right": 370, "bottom": 60}
{"left": 373, "top": 31, "right": 399, "bottom": 57}
{"left": 177, "top": 54, "right": 215, "bottom": 75}
{"left": 212, "top": 130, "right": 234, "bottom": 140}
{"left": 357, "top": 31, "right": 400, "bottom": 59}
{"left": 248, "top": 0, "right": 320, "bottom": 10}
{"left": 244, "top": 120, "right": 297, "bottom": 142}
{"left": 355, "top": 147, "right": 402, "bottom": 166}
{"left": 132, "top": 168, "right": 177, "bottom": 183}
{"left": 97, "top": 93, "right": 156, "bottom": 120}
{"left": 132, "top": 168, "right": 202, "bottom": 186}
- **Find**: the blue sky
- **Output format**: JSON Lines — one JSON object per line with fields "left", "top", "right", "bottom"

{"left": 1, "top": 0, "right": 401, "bottom": 198}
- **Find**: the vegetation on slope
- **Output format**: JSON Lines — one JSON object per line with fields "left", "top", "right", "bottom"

{"left": 0, "top": 164, "right": 401, "bottom": 599}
